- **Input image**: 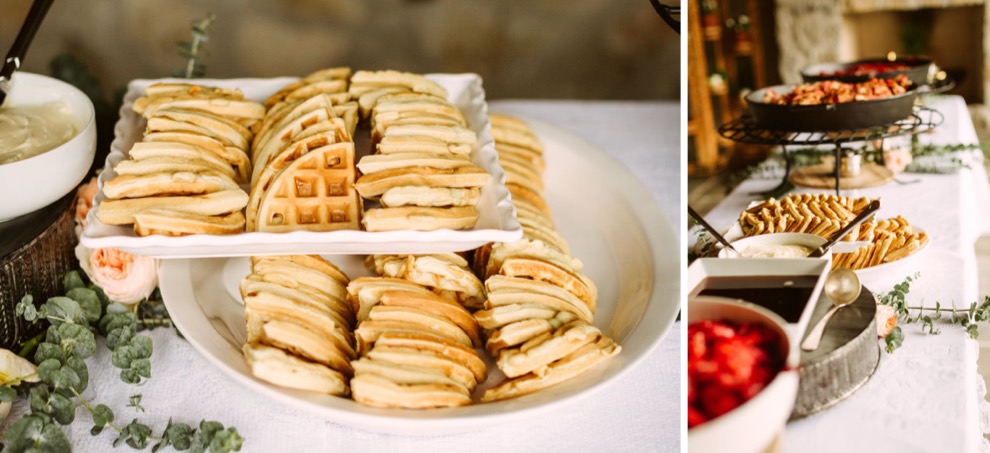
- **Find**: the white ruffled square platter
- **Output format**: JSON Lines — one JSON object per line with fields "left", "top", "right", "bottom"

{"left": 80, "top": 74, "right": 522, "bottom": 258}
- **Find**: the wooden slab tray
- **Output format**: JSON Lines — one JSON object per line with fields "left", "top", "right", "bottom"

{"left": 789, "top": 163, "right": 894, "bottom": 190}
{"left": 791, "top": 286, "right": 880, "bottom": 419}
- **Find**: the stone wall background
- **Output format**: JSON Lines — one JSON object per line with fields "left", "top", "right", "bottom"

{"left": 1, "top": 0, "right": 678, "bottom": 101}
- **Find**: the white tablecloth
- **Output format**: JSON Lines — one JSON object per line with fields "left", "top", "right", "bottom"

{"left": 8, "top": 101, "right": 681, "bottom": 453}
{"left": 697, "top": 95, "right": 990, "bottom": 453}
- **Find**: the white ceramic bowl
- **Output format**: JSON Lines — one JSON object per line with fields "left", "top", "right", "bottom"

{"left": 688, "top": 296, "right": 800, "bottom": 453}
{"left": 718, "top": 232, "right": 828, "bottom": 260}
{"left": 0, "top": 72, "right": 96, "bottom": 222}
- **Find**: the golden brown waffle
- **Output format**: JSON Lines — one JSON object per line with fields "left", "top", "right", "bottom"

{"left": 254, "top": 143, "right": 360, "bottom": 232}
{"left": 246, "top": 71, "right": 364, "bottom": 233}
{"left": 469, "top": 114, "right": 620, "bottom": 402}
{"left": 97, "top": 82, "right": 258, "bottom": 235}
{"left": 347, "top": 256, "right": 487, "bottom": 409}
{"left": 241, "top": 255, "right": 355, "bottom": 397}
{"left": 352, "top": 70, "right": 486, "bottom": 232}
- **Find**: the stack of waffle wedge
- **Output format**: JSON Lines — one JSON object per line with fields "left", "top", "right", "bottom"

{"left": 346, "top": 253, "right": 487, "bottom": 408}
{"left": 246, "top": 68, "right": 362, "bottom": 232}
{"left": 241, "top": 255, "right": 356, "bottom": 396}
{"left": 473, "top": 115, "right": 620, "bottom": 402}
{"left": 96, "top": 83, "right": 263, "bottom": 235}
{"left": 352, "top": 70, "right": 491, "bottom": 231}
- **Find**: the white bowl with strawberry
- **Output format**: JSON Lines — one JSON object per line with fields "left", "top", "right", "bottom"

{"left": 688, "top": 296, "right": 800, "bottom": 453}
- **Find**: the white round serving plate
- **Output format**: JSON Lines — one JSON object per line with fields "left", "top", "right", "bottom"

{"left": 852, "top": 227, "right": 928, "bottom": 284}
{"left": 158, "top": 118, "right": 678, "bottom": 435}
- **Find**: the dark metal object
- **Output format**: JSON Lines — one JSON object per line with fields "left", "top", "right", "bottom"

{"left": 746, "top": 84, "right": 919, "bottom": 132}
{"left": 0, "top": 0, "right": 55, "bottom": 105}
{"left": 808, "top": 200, "right": 880, "bottom": 258}
{"left": 793, "top": 286, "right": 879, "bottom": 419}
{"left": 687, "top": 205, "right": 739, "bottom": 255}
{"left": 801, "top": 56, "right": 933, "bottom": 86}
{"left": 650, "top": 0, "right": 680, "bottom": 34}
{"left": 718, "top": 107, "right": 943, "bottom": 195}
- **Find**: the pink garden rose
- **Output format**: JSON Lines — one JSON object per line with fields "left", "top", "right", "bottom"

{"left": 875, "top": 304, "right": 897, "bottom": 338}
{"left": 883, "top": 147, "right": 913, "bottom": 173}
{"left": 76, "top": 244, "right": 158, "bottom": 305}
{"left": 75, "top": 176, "right": 99, "bottom": 233}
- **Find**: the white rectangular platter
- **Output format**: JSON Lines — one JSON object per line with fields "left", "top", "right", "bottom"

{"left": 80, "top": 74, "right": 522, "bottom": 258}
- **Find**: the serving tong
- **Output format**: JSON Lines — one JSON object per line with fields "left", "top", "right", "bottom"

{"left": 0, "top": 0, "right": 55, "bottom": 107}
{"left": 688, "top": 205, "right": 740, "bottom": 255}
{"left": 807, "top": 200, "right": 880, "bottom": 258}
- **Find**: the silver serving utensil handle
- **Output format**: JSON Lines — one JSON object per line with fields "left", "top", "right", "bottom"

{"left": 0, "top": 0, "right": 55, "bottom": 106}
{"left": 801, "top": 304, "right": 841, "bottom": 351}
{"left": 688, "top": 205, "right": 740, "bottom": 255}
{"left": 808, "top": 200, "right": 880, "bottom": 258}
{"left": 802, "top": 268, "right": 861, "bottom": 351}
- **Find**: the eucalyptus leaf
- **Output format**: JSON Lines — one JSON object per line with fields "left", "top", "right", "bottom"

{"left": 66, "top": 287, "right": 102, "bottom": 323}
{"left": 65, "top": 356, "right": 89, "bottom": 394}
{"left": 132, "top": 358, "right": 152, "bottom": 379}
{"left": 116, "top": 419, "right": 152, "bottom": 449}
{"left": 43, "top": 297, "right": 87, "bottom": 326}
{"left": 57, "top": 323, "right": 97, "bottom": 359}
{"left": 36, "top": 359, "right": 63, "bottom": 388}
{"left": 92, "top": 403, "right": 114, "bottom": 427}
{"left": 34, "top": 343, "right": 64, "bottom": 367}
{"left": 211, "top": 427, "right": 244, "bottom": 452}
{"left": 106, "top": 324, "right": 135, "bottom": 351}
{"left": 885, "top": 326, "right": 905, "bottom": 353}
{"left": 158, "top": 419, "right": 193, "bottom": 451}
{"left": 130, "top": 336, "right": 153, "bottom": 358}
{"left": 48, "top": 392, "right": 75, "bottom": 425}
{"left": 0, "top": 385, "right": 17, "bottom": 402}
{"left": 128, "top": 394, "right": 144, "bottom": 412}
{"left": 63, "top": 271, "right": 86, "bottom": 292}
{"left": 15, "top": 295, "right": 37, "bottom": 322}
{"left": 6, "top": 415, "right": 70, "bottom": 453}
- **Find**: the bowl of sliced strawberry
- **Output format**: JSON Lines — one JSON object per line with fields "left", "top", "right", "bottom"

{"left": 688, "top": 297, "right": 800, "bottom": 453}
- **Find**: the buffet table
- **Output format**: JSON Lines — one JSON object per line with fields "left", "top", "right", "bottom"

{"left": 699, "top": 95, "right": 990, "bottom": 452}
{"left": 7, "top": 101, "right": 680, "bottom": 452}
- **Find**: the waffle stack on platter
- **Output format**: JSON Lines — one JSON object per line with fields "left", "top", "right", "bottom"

{"left": 473, "top": 115, "right": 620, "bottom": 402}
{"left": 246, "top": 68, "right": 362, "bottom": 232}
{"left": 241, "top": 255, "right": 356, "bottom": 396}
{"left": 96, "top": 83, "right": 264, "bottom": 235}
{"left": 352, "top": 70, "right": 491, "bottom": 232}
{"left": 347, "top": 253, "right": 487, "bottom": 408}
{"left": 235, "top": 114, "right": 620, "bottom": 406}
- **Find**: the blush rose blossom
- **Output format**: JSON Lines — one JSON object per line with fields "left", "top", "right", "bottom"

{"left": 76, "top": 245, "right": 158, "bottom": 306}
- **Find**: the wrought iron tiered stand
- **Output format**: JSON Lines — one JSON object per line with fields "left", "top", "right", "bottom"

{"left": 717, "top": 106, "right": 944, "bottom": 195}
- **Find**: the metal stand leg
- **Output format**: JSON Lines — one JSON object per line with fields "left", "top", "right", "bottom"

{"left": 877, "top": 138, "right": 886, "bottom": 166}
{"left": 834, "top": 145, "right": 841, "bottom": 196}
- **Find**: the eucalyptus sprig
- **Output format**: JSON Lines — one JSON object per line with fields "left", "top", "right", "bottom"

{"left": 877, "top": 272, "right": 990, "bottom": 353}
{"left": 174, "top": 13, "right": 216, "bottom": 79}
{"left": 2, "top": 271, "right": 243, "bottom": 452}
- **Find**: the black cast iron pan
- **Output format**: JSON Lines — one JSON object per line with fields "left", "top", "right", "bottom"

{"left": 801, "top": 56, "right": 933, "bottom": 86}
{"left": 745, "top": 84, "right": 918, "bottom": 132}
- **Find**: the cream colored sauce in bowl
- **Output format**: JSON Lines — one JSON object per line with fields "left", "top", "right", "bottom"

{"left": 0, "top": 102, "right": 79, "bottom": 165}
{"left": 737, "top": 244, "right": 812, "bottom": 258}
